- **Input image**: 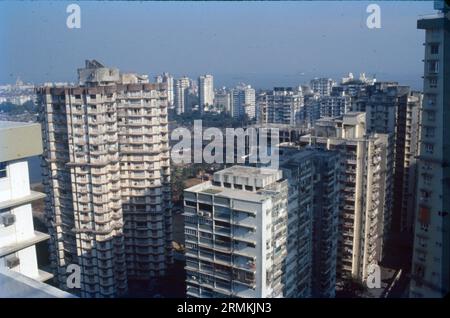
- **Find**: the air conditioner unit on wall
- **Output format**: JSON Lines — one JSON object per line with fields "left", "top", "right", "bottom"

{"left": 6, "top": 255, "right": 20, "bottom": 268}
{"left": 1, "top": 213, "right": 16, "bottom": 227}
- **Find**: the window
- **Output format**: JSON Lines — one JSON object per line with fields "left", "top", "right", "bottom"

{"left": 430, "top": 43, "right": 439, "bottom": 55}
{"left": 0, "top": 162, "right": 7, "bottom": 178}
{"left": 422, "top": 173, "right": 433, "bottom": 186}
{"left": 428, "top": 61, "right": 439, "bottom": 74}
{"left": 420, "top": 190, "right": 431, "bottom": 202}
{"left": 198, "top": 203, "right": 212, "bottom": 212}
{"left": 185, "top": 228, "right": 196, "bottom": 235}
{"left": 419, "top": 207, "right": 430, "bottom": 227}
{"left": 425, "top": 127, "right": 435, "bottom": 138}
{"left": 427, "top": 94, "right": 436, "bottom": 107}
{"left": 185, "top": 200, "right": 196, "bottom": 207}
{"left": 427, "top": 111, "right": 436, "bottom": 122}
{"left": 425, "top": 143, "right": 434, "bottom": 154}
{"left": 414, "top": 263, "right": 425, "bottom": 279}
{"left": 418, "top": 236, "right": 427, "bottom": 248}
{"left": 429, "top": 78, "right": 437, "bottom": 88}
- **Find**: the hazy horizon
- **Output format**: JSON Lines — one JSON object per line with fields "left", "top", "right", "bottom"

{"left": 0, "top": 1, "right": 434, "bottom": 90}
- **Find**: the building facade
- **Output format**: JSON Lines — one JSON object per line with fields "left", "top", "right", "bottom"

{"left": 401, "top": 92, "right": 422, "bottom": 233}
{"left": 155, "top": 72, "right": 174, "bottom": 108}
{"left": 0, "top": 122, "right": 52, "bottom": 283}
{"left": 36, "top": 60, "right": 173, "bottom": 297}
{"left": 174, "top": 76, "right": 190, "bottom": 115}
{"left": 198, "top": 75, "right": 214, "bottom": 113}
{"left": 318, "top": 94, "right": 351, "bottom": 118}
{"left": 280, "top": 148, "right": 340, "bottom": 298}
{"left": 214, "top": 88, "right": 231, "bottom": 114}
{"left": 410, "top": 2, "right": 450, "bottom": 298}
{"left": 257, "top": 88, "right": 303, "bottom": 126}
{"left": 310, "top": 78, "right": 336, "bottom": 96}
{"left": 183, "top": 166, "right": 288, "bottom": 298}
{"left": 300, "top": 113, "right": 391, "bottom": 282}
{"left": 231, "top": 84, "right": 256, "bottom": 120}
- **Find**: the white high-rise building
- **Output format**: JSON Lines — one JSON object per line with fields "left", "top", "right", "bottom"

{"left": 175, "top": 76, "right": 190, "bottom": 115}
{"left": 183, "top": 166, "right": 288, "bottom": 298}
{"left": 0, "top": 122, "right": 52, "bottom": 283}
{"left": 318, "top": 93, "right": 351, "bottom": 118}
{"left": 37, "top": 60, "right": 173, "bottom": 298}
{"left": 155, "top": 72, "right": 174, "bottom": 108}
{"left": 198, "top": 75, "right": 214, "bottom": 113}
{"left": 257, "top": 87, "right": 303, "bottom": 125}
{"left": 410, "top": 1, "right": 450, "bottom": 298}
{"left": 231, "top": 84, "right": 256, "bottom": 120}
{"left": 310, "top": 78, "right": 336, "bottom": 96}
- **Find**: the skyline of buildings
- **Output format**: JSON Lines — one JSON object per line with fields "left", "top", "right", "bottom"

{"left": 0, "top": 0, "right": 448, "bottom": 300}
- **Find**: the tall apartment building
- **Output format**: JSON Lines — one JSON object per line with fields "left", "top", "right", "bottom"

{"left": 310, "top": 78, "right": 336, "bottom": 96}
{"left": 309, "top": 150, "right": 340, "bottom": 297}
{"left": 410, "top": 1, "right": 450, "bottom": 298}
{"left": 318, "top": 93, "right": 351, "bottom": 118}
{"left": 248, "top": 123, "right": 308, "bottom": 146}
{"left": 401, "top": 92, "right": 422, "bottom": 233}
{"left": 257, "top": 87, "right": 303, "bottom": 125}
{"left": 280, "top": 147, "right": 340, "bottom": 298}
{"left": 0, "top": 122, "right": 52, "bottom": 283}
{"left": 300, "top": 89, "right": 320, "bottom": 128}
{"left": 279, "top": 152, "right": 313, "bottom": 298}
{"left": 155, "top": 72, "right": 174, "bottom": 108}
{"left": 365, "top": 82, "right": 410, "bottom": 236}
{"left": 183, "top": 166, "right": 289, "bottom": 298}
{"left": 198, "top": 75, "right": 214, "bottom": 113}
{"left": 174, "top": 76, "right": 190, "bottom": 115}
{"left": 231, "top": 84, "right": 256, "bottom": 120}
{"left": 214, "top": 88, "right": 231, "bottom": 114}
{"left": 36, "top": 60, "right": 173, "bottom": 298}
{"left": 300, "top": 113, "right": 391, "bottom": 282}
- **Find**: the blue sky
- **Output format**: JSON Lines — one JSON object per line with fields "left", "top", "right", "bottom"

{"left": 0, "top": 1, "right": 434, "bottom": 89}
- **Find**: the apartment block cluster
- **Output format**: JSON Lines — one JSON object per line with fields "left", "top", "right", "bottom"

{"left": 0, "top": 78, "right": 36, "bottom": 105}
{"left": 1, "top": 1, "right": 448, "bottom": 300}
{"left": 171, "top": 73, "right": 257, "bottom": 121}
{"left": 182, "top": 1, "right": 449, "bottom": 299}
{"left": 182, "top": 112, "right": 388, "bottom": 297}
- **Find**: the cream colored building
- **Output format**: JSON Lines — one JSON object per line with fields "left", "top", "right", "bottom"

{"left": 300, "top": 112, "right": 391, "bottom": 282}
{"left": 36, "top": 60, "right": 173, "bottom": 298}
